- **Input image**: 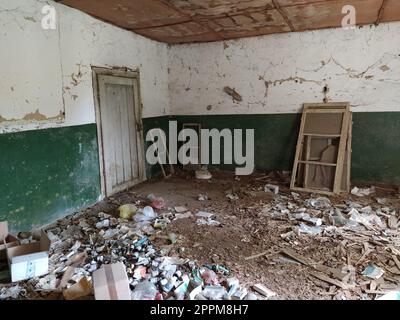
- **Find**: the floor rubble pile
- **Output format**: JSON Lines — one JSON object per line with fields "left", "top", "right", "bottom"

{"left": 0, "top": 194, "right": 269, "bottom": 301}
{"left": 252, "top": 184, "right": 400, "bottom": 300}
{"left": 1, "top": 172, "right": 400, "bottom": 300}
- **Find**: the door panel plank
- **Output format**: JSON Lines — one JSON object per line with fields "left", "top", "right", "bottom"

{"left": 126, "top": 85, "right": 139, "bottom": 180}
{"left": 120, "top": 86, "right": 133, "bottom": 182}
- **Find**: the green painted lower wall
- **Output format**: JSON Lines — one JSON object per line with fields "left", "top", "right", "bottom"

{"left": 0, "top": 124, "right": 101, "bottom": 233}
{"left": 173, "top": 114, "right": 300, "bottom": 174}
{"left": 0, "top": 117, "right": 171, "bottom": 233}
{"left": 172, "top": 112, "right": 400, "bottom": 185}
{"left": 1, "top": 112, "right": 398, "bottom": 232}
{"left": 352, "top": 112, "right": 400, "bottom": 184}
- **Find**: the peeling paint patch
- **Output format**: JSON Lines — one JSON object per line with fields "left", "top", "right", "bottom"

{"left": 1, "top": 0, "right": 169, "bottom": 133}
{"left": 23, "top": 16, "right": 36, "bottom": 22}
{"left": 223, "top": 86, "right": 242, "bottom": 102}
{"left": 0, "top": 110, "right": 64, "bottom": 127}
{"left": 23, "top": 109, "right": 47, "bottom": 121}
{"left": 380, "top": 65, "right": 390, "bottom": 72}
{"left": 71, "top": 65, "right": 84, "bottom": 87}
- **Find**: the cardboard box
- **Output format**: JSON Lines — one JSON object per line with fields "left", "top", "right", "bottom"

{"left": 93, "top": 262, "right": 131, "bottom": 300}
{"left": 7, "top": 230, "right": 51, "bottom": 282}
{"left": 0, "top": 221, "right": 19, "bottom": 261}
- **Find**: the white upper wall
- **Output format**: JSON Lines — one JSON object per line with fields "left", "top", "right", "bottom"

{"left": 169, "top": 22, "right": 400, "bottom": 115}
{"left": 2, "top": 0, "right": 399, "bottom": 133}
{"left": 0, "top": 0, "right": 169, "bottom": 133}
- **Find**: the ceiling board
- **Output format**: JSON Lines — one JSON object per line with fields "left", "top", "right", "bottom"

{"left": 283, "top": 0, "right": 383, "bottom": 31}
{"left": 381, "top": 0, "right": 400, "bottom": 23}
{"left": 57, "top": 0, "right": 398, "bottom": 44}
{"left": 59, "top": 0, "right": 189, "bottom": 29}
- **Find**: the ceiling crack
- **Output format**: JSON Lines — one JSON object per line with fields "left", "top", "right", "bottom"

{"left": 272, "top": 0, "right": 295, "bottom": 32}
{"left": 375, "top": 0, "right": 388, "bottom": 26}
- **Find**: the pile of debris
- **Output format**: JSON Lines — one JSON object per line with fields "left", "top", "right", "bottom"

{"left": 0, "top": 194, "right": 269, "bottom": 301}
{"left": 257, "top": 185, "right": 400, "bottom": 300}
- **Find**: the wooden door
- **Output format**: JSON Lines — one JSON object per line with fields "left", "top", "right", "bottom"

{"left": 97, "top": 75, "right": 144, "bottom": 196}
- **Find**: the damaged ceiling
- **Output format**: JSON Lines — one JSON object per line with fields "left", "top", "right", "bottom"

{"left": 57, "top": 0, "right": 400, "bottom": 44}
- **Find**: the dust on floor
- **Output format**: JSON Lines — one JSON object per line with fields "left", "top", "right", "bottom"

{"left": 2, "top": 170, "right": 400, "bottom": 300}
{"left": 120, "top": 171, "right": 400, "bottom": 300}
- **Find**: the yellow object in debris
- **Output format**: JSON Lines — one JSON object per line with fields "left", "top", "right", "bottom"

{"left": 118, "top": 204, "right": 138, "bottom": 220}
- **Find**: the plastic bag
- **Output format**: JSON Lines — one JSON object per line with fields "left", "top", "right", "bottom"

{"left": 118, "top": 204, "right": 137, "bottom": 220}
{"left": 131, "top": 281, "right": 158, "bottom": 300}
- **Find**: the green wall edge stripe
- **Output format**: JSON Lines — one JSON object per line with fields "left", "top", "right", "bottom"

{"left": 1, "top": 112, "right": 399, "bottom": 232}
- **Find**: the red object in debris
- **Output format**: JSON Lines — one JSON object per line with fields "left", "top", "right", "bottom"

{"left": 151, "top": 197, "right": 165, "bottom": 209}
{"left": 155, "top": 292, "right": 164, "bottom": 300}
{"left": 200, "top": 268, "right": 219, "bottom": 286}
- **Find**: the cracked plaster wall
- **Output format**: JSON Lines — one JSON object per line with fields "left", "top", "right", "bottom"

{"left": 2, "top": 0, "right": 400, "bottom": 133}
{"left": 0, "top": 0, "right": 169, "bottom": 134}
{"left": 168, "top": 22, "right": 400, "bottom": 115}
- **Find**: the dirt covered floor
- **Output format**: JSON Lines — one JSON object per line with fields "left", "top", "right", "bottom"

{"left": 103, "top": 170, "right": 400, "bottom": 300}
{"left": 2, "top": 170, "right": 400, "bottom": 300}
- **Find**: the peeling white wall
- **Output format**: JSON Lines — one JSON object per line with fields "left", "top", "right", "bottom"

{"left": 2, "top": 0, "right": 400, "bottom": 134}
{"left": 0, "top": 0, "right": 169, "bottom": 133}
{"left": 169, "top": 22, "right": 400, "bottom": 115}
{"left": 0, "top": 0, "right": 64, "bottom": 129}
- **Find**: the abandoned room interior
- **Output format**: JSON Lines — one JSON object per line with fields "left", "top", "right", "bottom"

{"left": 1, "top": 0, "right": 400, "bottom": 303}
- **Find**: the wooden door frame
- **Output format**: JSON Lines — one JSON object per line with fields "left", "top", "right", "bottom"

{"left": 290, "top": 102, "right": 350, "bottom": 195}
{"left": 92, "top": 67, "right": 146, "bottom": 199}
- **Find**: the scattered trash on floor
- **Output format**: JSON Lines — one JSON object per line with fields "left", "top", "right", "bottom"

{"left": 195, "top": 211, "right": 214, "bottom": 219}
{"left": 362, "top": 265, "right": 385, "bottom": 280}
{"left": 198, "top": 194, "right": 208, "bottom": 201}
{"left": 226, "top": 193, "right": 239, "bottom": 201}
{"left": 253, "top": 284, "right": 276, "bottom": 298}
{"left": 118, "top": 204, "right": 137, "bottom": 220}
{"left": 195, "top": 168, "right": 212, "bottom": 180}
{"left": 0, "top": 195, "right": 255, "bottom": 301}
{"left": 376, "top": 291, "right": 400, "bottom": 300}
{"left": 306, "top": 197, "right": 331, "bottom": 209}
{"left": 148, "top": 194, "right": 165, "bottom": 210}
{"left": 174, "top": 206, "right": 188, "bottom": 213}
{"left": 351, "top": 186, "right": 376, "bottom": 197}
{"left": 264, "top": 184, "right": 279, "bottom": 194}
{"left": 196, "top": 218, "right": 221, "bottom": 227}
{"left": 0, "top": 285, "right": 25, "bottom": 299}
{"left": 258, "top": 180, "right": 400, "bottom": 299}
{"left": 2, "top": 172, "right": 399, "bottom": 301}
